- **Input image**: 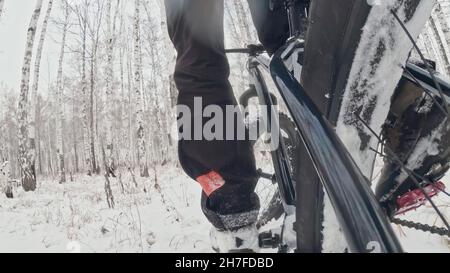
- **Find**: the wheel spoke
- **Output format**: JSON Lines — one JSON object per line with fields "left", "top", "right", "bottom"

{"left": 356, "top": 114, "right": 450, "bottom": 232}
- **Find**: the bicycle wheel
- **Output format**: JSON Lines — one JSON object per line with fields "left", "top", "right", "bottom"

{"left": 255, "top": 113, "right": 301, "bottom": 229}
{"left": 297, "top": 0, "right": 449, "bottom": 251}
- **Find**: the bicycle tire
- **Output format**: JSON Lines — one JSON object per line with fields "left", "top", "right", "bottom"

{"left": 256, "top": 113, "right": 301, "bottom": 228}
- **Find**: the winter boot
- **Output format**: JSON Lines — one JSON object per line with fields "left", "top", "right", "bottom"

{"left": 210, "top": 224, "right": 260, "bottom": 253}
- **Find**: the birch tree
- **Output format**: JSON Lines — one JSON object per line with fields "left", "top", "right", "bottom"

{"left": 133, "top": 0, "right": 149, "bottom": 177}
{"left": 225, "top": 1, "right": 257, "bottom": 94}
{"left": 430, "top": 1, "right": 450, "bottom": 75}
{"left": 0, "top": 0, "right": 5, "bottom": 20}
{"left": 142, "top": 1, "right": 165, "bottom": 164}
{"left": 429, "top": 14, "right": 450, "bottom": 75}
{"left": 101, "top": 0, "right": 119, "bottom": 208}
{"left": 417, "top": 0, "right": 450, "bottom": 75}
{"left": 123, "top": 30, "right": 134, "bottom": 170}
{"left": 104, "top": 0, "right": 118, "bottom": 176}
{"left": 55, "top": 1, "right": 69, "bottom": 184}
{"left": 73, "top": 2, "right": 94, "bottom": 175}
{"left": 30, "top": 0, "right": 53, "bottom": 184}
{"left": 86, "top": 0, "right": 104, "bottom": 175}
{"left": 71, "top": 0, "right": 104, "bottom": 175}
{"left": 117, "top": 7, "right": 131, "bottom": 169}
{"left": 18, "top": 0, "right": 44, "bottom": 191}
{"left": 156, "top": 0, "right": 177, "bottom": 158}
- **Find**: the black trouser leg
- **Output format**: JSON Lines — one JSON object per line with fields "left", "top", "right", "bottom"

{"left": 247, "top": 0, "right": 290, "bottom": 55}
{"left": 165, "top": 0, "right": 259, "bottom": 231}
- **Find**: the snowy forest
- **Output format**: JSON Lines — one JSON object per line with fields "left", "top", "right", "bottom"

{"left": 0, "top": 0, "right": 449, "bottom": 253}
{"left": 0, "top": 0, "right": 261, "bottom": 183}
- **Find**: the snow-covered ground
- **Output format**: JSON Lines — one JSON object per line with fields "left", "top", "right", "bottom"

{"left": 0, "top": 165, "right": 449, "bottom": 253}
{"left": 0, "top": 166, "right": 212, "bottom": 253}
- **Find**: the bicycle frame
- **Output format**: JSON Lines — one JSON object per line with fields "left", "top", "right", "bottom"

{"left": 405, "top": 63, "right": 450, "bottom": 101}
{"left": 247, "top": 55, "right": 296, "bottom": 213}
{"left": 246, "top": 39, "right": 403, "bottom": 253}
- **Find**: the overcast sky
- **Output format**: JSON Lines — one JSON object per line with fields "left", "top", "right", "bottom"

{"left": 0, "top": 0, "right": 59, "bottom": 93}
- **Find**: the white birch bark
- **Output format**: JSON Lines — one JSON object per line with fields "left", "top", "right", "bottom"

{"left": 126, "top": 41, "right": 134, "bottom": 167}
{"left": 29, "top": 0, "right": 53, "bottom": 180}
{"left": 225, "top": 1, "right": 258, "bottom": 95}
{"left": 416, "top": 0, "right": 450, "bottom": 76}
{"left": 18, "top": 0, "right": 44, "bottom": 191}
{"left": 142, "top": 2, "right": 164, "bottom": 163}
{"left": 117, "top": 3, "right": 132, "bottom": 169}
{"left": 82, "top": 19, "right": 92, "bottom": 174}
{"left": 0, "top": 161, "right": 12, "bottom": 198}
{"left": 430, "top": 3, "right": 450, "bottom": 75}
{"left": 104, "top": 0, "right": 115, "bottom": 176}
{"left": 77, "top": 4, "right": 93, "bottom": 175}
{"left": 157, "top": 0, "right": 177, "bottom": 159}
{"left": 55, "top": 2, "right": 69, "bottom": 184}
{"left": 231, "top": 0, "right": 256, "bottom": 44}
{"left": 88, "top": 2, "right": 103, "bottom": 175}
{"left": 133, "top": 0, "right": 149, "bottom": 177}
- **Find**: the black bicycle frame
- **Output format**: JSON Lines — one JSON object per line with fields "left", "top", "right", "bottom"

{"left": 248, "top": 59, "right": 296, "bottom": 210}
{"left": 404, "top": 62, "right": 450, "bottom": 100}
{"left": 247, "top": 39, "right": 403, "bottom": 253}
{"left": 285, "top": 0, "right": 308, "bottom": 36}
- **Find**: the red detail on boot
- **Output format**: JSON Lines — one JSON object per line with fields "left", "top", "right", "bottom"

{"left": 395, "top": 181, "right": 446, "bottom": 215}
{"left": 196, "top": 171, "right": 225, "bottom": 196}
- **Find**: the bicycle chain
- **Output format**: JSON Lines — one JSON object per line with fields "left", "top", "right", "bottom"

{"left": 391, "top": 218, "right": 450, "bottom": 237}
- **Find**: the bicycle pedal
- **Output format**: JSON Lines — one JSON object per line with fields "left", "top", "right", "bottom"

{"left": 395, "top": 181, "right": 446, "bottom": 215}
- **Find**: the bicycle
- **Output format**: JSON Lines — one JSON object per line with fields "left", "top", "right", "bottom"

{"left": 226, "top": 0, "right": 450, "bottom": 253}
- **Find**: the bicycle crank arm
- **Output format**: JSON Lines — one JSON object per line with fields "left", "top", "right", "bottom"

{"left": 257, "top": 168, "right": 276, "bottom": 183}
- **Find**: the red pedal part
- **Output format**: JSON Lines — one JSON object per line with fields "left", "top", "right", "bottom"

{"left": 395, "top": 181, "right": 446, "bottom": 215}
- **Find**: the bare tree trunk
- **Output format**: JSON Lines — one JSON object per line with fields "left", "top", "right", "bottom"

{"left": 1, "top": 161, "right": 13, "bottom": 198}
{"left": 71, "top": 86, "right": 79, "bottom": 174}
{"left": 73, "top": 133, "right": 79, "bottom": 172}
{"left": 226, "top": 1, "right": 256, "bottom": 94}
{"left": 231, "top": 0, "right": 256, "bottom": 43}
{"left": 120, "top": 45, "right": 129, "bottom": 168}
{"left": 87, "top": 2, "right": 104, "bottom": 176}
{"left": 0, "top": 0, "right": 5, "bottom": 20}
{"left": 101, "top": 142, "right": 115, "bottom": 208}
{"left": 82, "top": 37, "right": 92, "bottom": 175}
{"left": 77, "top": 4, "right": 93, "bottom": 175}
{"left": 101, "top": 0, "right": 119, "bottom": 210}
{"left": 36, "top": 100, "right": 43, "bottom": 174}
{"left": 89, "top": 58, "right": 98, "bottom": 174}
{"left": 126, "top": 42, "right": 134, "bottom": 168}
{"left": 416, "top": 1, "right": 450, "bottom": 76}
{"left": 429, "top": 5, "right": 450, "bottom": 75}
{"left": 142, "top": 1, "right": 170, "bottom": 164}
{"left": 104, "top": 0, "right": 116, "bottom": 177}
{"left": 133, "top": 0, "right": 148, "bottom": 177}
{"left": 30, "top": 0, "right": 53, "bottom": 182}
{"left": 157, "top": 0, "right": 177, "bottom": 158}
{"left": 46, "top": 122, "right": 53, "bottom": 175}
{"left": 55, "top": 2, "right": 69, "bottom": 184}
{"left": 18, "top": 0, "right": 43, "bottom": 192}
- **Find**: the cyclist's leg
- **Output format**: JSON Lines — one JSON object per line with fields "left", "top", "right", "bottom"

{"left": 247, "top": 0, "right": 290, "bottom": 55}
{"left": 165, "top": 0, "right": 259, "bottom": 231}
